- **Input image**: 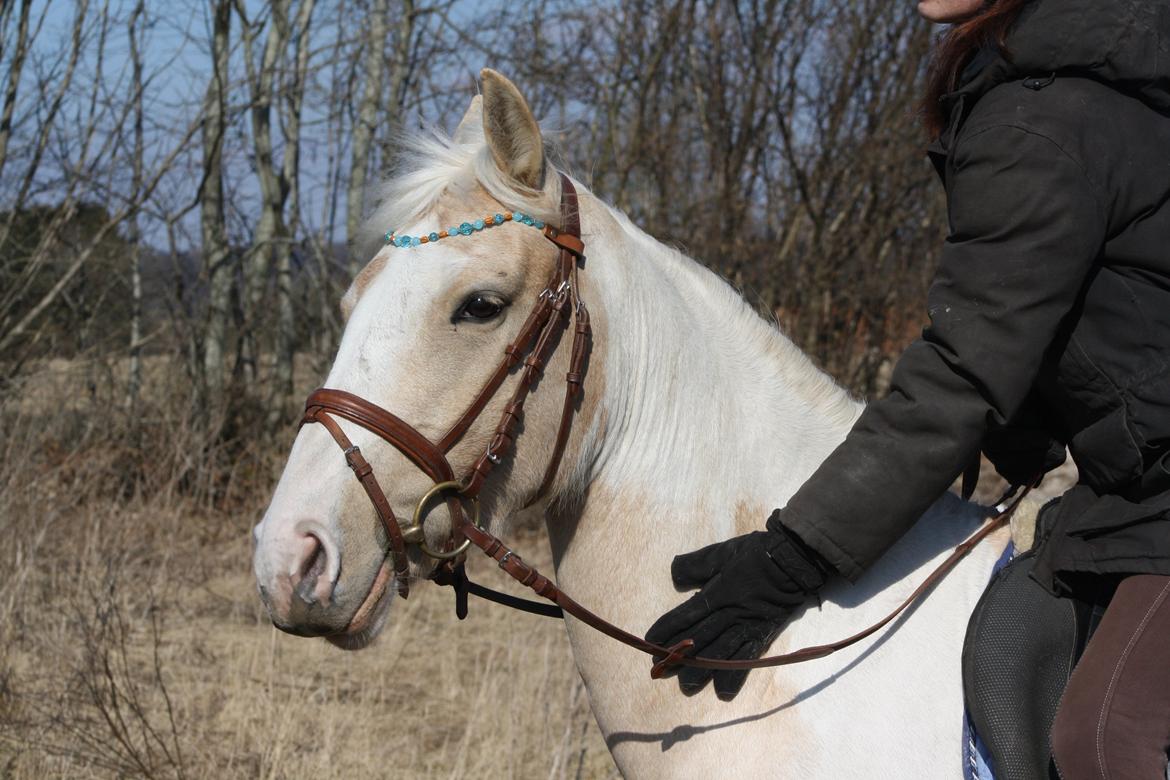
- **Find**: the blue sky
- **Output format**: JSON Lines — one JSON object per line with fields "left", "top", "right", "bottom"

{"left": 21, "top": 0, "right": 500, "bottom": 251}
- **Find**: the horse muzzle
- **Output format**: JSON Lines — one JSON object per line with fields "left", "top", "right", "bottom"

{"left": 255, "top": 517, "right": 383, "bottom": 638}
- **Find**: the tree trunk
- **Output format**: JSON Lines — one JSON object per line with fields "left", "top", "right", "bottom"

{"left": 126, "top": 0, "right": 145, "bottom": 424}
{"left": 271, "top": 0, "right": 317, "bottom": 424}
{"left": 199, "top": 0, "right": 233, "bottom": 415}
{"left": 345, "top": 0, "right": 387, "bottom": 277}
{"left": 237, "top": 0, "right": 291, "bottom": 384}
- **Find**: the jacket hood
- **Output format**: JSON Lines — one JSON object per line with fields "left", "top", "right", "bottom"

{"left": 951, "top": 0, "right": 1170, "bottom": 113}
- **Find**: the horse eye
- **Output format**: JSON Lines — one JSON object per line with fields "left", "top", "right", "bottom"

{"left": 456, "top": 294, "right": 505, "bottom": 322}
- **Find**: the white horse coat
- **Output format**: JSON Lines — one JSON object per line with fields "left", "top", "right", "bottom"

{"left": 253, "top": 70, "right": 1010, "bottom": 779}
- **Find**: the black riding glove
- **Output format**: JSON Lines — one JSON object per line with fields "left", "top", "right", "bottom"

{"left": 982, "top": 395, "right": 1067, "bottom": 488}
{"left": 982, "top": 424, "right": 1066, "bottom": 487}
{"left": 644, "top": 509, "right": 830, "bottom": 699}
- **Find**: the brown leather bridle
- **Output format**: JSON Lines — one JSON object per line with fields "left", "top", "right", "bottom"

{"left": 302, "top": 173, "right": 590, "bottom": 599}
{"left": 300, "top": 172, "right": 1027, "bottom": 678}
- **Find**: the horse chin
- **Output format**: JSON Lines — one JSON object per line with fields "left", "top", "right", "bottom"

{"left": 325, "top": 558, "right": 396, "bottom": 651}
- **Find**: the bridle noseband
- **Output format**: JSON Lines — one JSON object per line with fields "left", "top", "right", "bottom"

{"left": 298, "top": 171, "right": 1028, "bottom": 678}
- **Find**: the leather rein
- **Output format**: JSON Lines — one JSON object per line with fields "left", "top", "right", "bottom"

{"left": 301, "top": 172, "right": 1027, "bottom": 679}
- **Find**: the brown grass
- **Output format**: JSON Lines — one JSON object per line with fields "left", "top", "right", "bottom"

{"left": 1, "top": 355, "right": 1078, "bottom": 779}
{"left": 0, "top": 357, "right": 617, "bottom": 779}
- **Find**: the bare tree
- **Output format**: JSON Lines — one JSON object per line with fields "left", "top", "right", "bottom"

{"left": 0, "top": 0, "right": 33, "bottom": 182}
{"left": 235, "top": 0, "right": 318, "bottom": 416}
{"left": 198, "top": 0, "right": 234, "bottom": 412}
{"left": 496, "top": 0, "right": 943, "bottom": 398}
{"left": 126, "top": 0, "right": 146, "bottom": 420}
{"left": 235, "top": 0, "right": 289, "bottom": 384}
{"left": 0, "top": 0, "right": 199, "bottom": 366}
{"left": 272, "top": 0, "right": 319, "bottom": 418}
{"left": 345, "top": 0, "right": 388, "bottom": 276}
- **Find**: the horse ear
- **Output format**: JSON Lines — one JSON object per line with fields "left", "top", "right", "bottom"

{"left": 480, "top": 68, "right": 544, "bottom": 188}
{"left": 453, "top": 95, "right": 483, "bottom": 145}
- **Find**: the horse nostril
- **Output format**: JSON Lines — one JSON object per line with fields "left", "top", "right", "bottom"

{"left": 290, "top": 532, "right": 336, "bottom": 606}
{"left": 298, "top": 538, "right": 326, "bottom": 585}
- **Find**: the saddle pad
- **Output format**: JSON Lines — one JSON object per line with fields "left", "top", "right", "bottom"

{"left": 963, "top": 545, "right": 1013, "bottom": 780}
{"left": 962, "top": 549, "right": 1079, "bottom": 780}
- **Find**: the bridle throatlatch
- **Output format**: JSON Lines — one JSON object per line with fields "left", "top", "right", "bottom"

{"left": 300, "top": 172, "right": 1027, "bottom": 678}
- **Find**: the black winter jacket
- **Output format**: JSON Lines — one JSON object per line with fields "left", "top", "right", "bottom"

{"left": 780, "top": 0, "right": 1170, "bottom": 593}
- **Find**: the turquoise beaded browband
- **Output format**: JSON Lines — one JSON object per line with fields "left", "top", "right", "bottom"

{"left": 384, "top": 210, "right": 545, "bottom": 248}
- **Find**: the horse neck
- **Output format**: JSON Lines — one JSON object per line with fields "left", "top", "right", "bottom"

{"left": 534, "top": 193, "right": 1004, "bottom": 776}
{"left": 548, "top": 194, "right": 861, "bottom": 599}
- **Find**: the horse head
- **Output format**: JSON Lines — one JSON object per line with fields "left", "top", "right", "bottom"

{"left": 252, "top": 70, "right": 600, "bottom": 648}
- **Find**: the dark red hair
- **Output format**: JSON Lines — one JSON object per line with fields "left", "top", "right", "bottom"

{"left": 922, "top": 0, "right": 1033, "bottom": 136}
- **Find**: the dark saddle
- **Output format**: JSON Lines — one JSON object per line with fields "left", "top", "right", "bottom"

{"left": 962, "top": 551, "right": 1103, "bottom": 780}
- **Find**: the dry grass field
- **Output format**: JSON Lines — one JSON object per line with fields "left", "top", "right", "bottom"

{"left": 0, "top": 357, "right": 617, "bottom": 779}
{"left": 0, "top": 355, "right": 1079, "bottom": 780}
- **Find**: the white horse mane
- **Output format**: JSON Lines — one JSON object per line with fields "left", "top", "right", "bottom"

{"left": 601, "top": 206, "right": 862, "bottom": 429}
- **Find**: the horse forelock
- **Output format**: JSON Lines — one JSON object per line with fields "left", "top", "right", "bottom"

{"left": 354, "top": 128, "right": 566, "bottom": 265}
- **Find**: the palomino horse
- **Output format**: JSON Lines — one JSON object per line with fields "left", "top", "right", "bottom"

{"left": 253, "top": 69, "right": 1010, "bottom": 778}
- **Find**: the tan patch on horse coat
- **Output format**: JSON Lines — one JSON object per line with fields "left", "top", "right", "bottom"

{"left": 353, "top": 253, "right": 388, "bottom": 298}
{"left": 341, "top": 252, "right": 388, "bottom": 320}
{"left": 548, "top": 482, "right": 810, "bottom": 777}
{"left": 734, "top": 498, "right": 770, "bottom": 535}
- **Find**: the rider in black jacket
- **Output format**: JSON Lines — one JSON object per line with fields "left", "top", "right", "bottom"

{"left": 648, "top": 1, "right": 1170, "bottom": 776}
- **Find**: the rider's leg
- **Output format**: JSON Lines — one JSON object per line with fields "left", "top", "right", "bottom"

{"left": 1050, "top": 574, "right": 1170, "bottom": 780}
